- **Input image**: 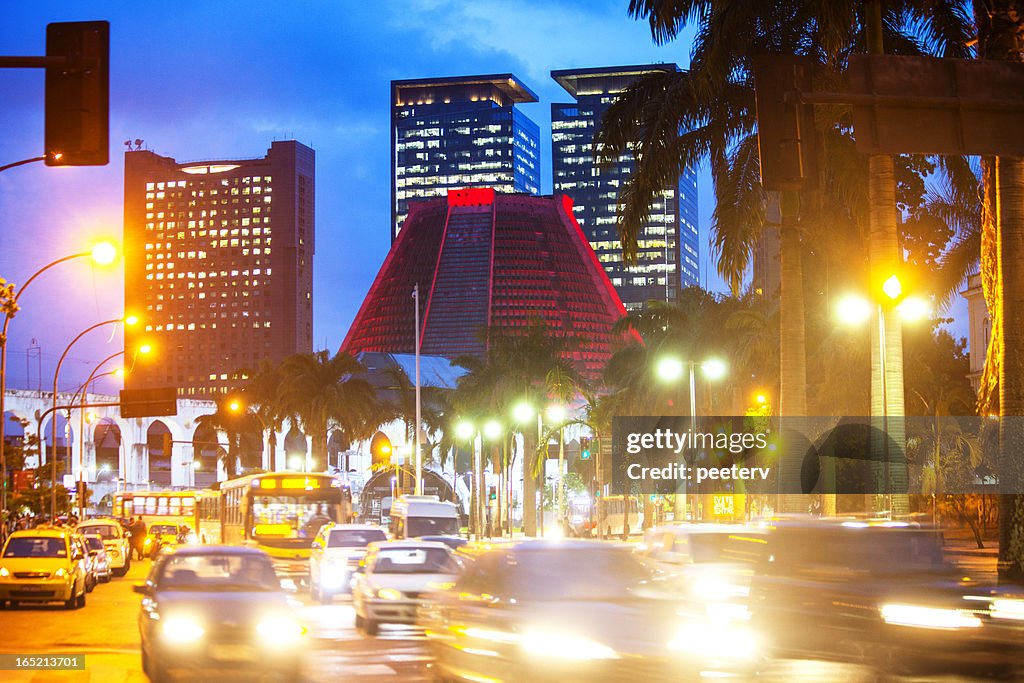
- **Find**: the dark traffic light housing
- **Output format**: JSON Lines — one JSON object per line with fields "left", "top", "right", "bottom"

{"left": 580, "top": 436, "right": 592, "bottom": 460}
{"left": 45, "top": 21, "right": 109, "bottom": 166}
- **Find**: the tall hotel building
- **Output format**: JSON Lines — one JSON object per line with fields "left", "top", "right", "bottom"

{"left": 551, "top": 65, "right": 699, "bottom": 309}
{"left": 124, "top": 141, "right": 314, "bottom": 397}
{"left": 391, "top": 74, "right": 541, "bottom": 239}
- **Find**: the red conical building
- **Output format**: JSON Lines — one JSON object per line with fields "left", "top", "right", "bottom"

{"left": 341, "top": 189, "right": 627, "bottom": 382}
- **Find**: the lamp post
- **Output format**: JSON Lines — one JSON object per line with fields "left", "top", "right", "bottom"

{"left": 71, "top": 351, "right": 127, "bottom": 520}
{"left": 50, "top": 315, "right": 137, "bottom": 521}
{"left": 482, "top": 419, "right": 502, "bottom": 538}
{"left": 0, "top": 242, "right": 117, "bottom": 516}
{"left": 836, "top": 276, "right": 928, "bottom": 517}
{"left": 656, "top": 356, "right": 727, "bottom": 521}
{"left": 413, "top": 283, "right": 423, "bottom": 496}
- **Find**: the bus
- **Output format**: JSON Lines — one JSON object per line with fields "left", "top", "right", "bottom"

{"left": 112, "top": 490, "right": 204, "bottom": 542}
{"left": 568, "top": 494, "right": 643, "bottom": 539}
{"left": 217, "top": 472, "right": 354, "bottom": 585}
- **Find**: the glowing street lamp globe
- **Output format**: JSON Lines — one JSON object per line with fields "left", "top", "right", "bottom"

{"left": 657, "top": 357, "right": 685, "bottom": 382}
{"left": 91, "top": 241, "right": 117, "bottom": 266}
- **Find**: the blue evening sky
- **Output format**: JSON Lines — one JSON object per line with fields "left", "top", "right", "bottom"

{"left": 0, "top": 1, "right": 967, "bottom": 395}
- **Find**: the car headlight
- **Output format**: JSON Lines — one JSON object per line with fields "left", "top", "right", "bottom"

{"left": 377, "top": 588, "right": 403, "bottom": 601}
{"left": 256, "top": 615, "right": 306, "bottom": 646}
{"left": 161, "top": 616, "right": 205, "bottom": 644}
{"left": 55, "top": 567, "right": 68, "bottom": 578}
{"left": 668, "top": 622, "right": 759, "bottom": 661}
{"left": 521, "top": 630, "right": 618, "bottom": 660}
{"left": 880, "top": 604, "right": 982, "bottom": 630}
{"left": 0, "top": 567, "right": 9, "bottom": 578}
{"left": 991, "top": 598, "right": 1024, "bottom": 621}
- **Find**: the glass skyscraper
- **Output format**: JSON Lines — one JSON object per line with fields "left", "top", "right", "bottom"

{"left": 551, "top": 65, "right": 699, "bottom": 309}
{"left": 391, "top": 74, "right": 541, "bottom": 240}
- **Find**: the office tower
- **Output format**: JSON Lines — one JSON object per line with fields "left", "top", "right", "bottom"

{"left": 342, "top": 189, "right": 627, "bottom": 383}
{"left": 124, "top": 141, "right": 314, "bottom": 397}
{"left": 551, "top": 65, "right": 699, "bottom": 309}
{"left": 391, "top": 74, "right": 541, "bottom": 240}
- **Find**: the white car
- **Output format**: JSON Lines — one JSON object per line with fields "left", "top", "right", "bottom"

{"left": 82, "top": 534, "right": 112, "bottom": 583}
{"left": 308, "top": 523, "right": 387, "bottom": 603}
{"left": 352, "top": 540, "right": 460, "bottom": 635}
{"left": 76, "top": 519, "right": 130, "bottom": 577}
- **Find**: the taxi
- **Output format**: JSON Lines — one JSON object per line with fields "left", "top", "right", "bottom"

{"left": 0, "top": 527, "right": 89, "bottom": 609}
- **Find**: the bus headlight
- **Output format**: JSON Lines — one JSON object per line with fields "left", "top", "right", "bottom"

{"left": 256, "top": 615, "right": 306, "bottom": 646}
{"left": 161, "top": 616, "right": 205, "bottom": 644}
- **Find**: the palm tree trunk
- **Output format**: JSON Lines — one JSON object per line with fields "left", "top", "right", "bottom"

{"left": 778, "top": 190, "right": 808, "bottom": 513}
{"left": 997, "top": 156, "right": 1024, "bottom": 583}
{"left": 869, "top": 153, "right": 908, "bottom": 517}
{"left": 522, "top": 428, "right": 538, "bottom": 536}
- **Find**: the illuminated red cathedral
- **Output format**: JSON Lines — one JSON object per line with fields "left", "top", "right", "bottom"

{"left": 341, "top": 189, "right": 627, "bottom": 381}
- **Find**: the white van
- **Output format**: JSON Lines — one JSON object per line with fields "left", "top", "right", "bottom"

{"left": 76, "top": 519, "right": 131, "bottom": 577}
{"left": 388, "top": 495, "right": 459, "bottom": 539}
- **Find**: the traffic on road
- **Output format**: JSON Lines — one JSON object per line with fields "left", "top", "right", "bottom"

{"left": 1, "top": 494, "right": 1022, "bottom": 682}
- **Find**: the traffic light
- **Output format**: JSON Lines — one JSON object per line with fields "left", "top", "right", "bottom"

{"left": 580, "top": 437, "right": 592, "bottom": 460}
{"left": 45, "top": 21, "right": 109, "bottom": 166}
{"left": 370, "top": 432, "right": 393, "bottom": 470}
{"left": 488, "top": 486, "right": 497, "bottom": 501}
{"left": 162, "top": 433, "right": 173, "bottom": 455}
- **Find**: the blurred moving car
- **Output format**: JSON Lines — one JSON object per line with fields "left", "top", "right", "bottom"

{"left": 308, "top": 523, "right": 387, "bottom": 603}
{"left": 0, "top": 528, "right": 89, "bottom": 609}
{"left": 748, "top": 519, "right": 1020, "bottom": 677}
{"left": 419, "top": 535, "right": 468, "bottom": 552}
{"left": 636, "top": 524, "right": 766, "bottom": 608}
{"left": 421, "top": 540, "right": 760, "bottom": 683}
{"left": 352, "top": 540, "right": 460, "bottom": 636}
{"left": 135, "top": 545, "right": 305, "bottom": 681}
{"left": 83, "top": 534, "right": 112, "bottom": 583}
{"left": 77, "top": 518, "right": 131, "bottom": 577}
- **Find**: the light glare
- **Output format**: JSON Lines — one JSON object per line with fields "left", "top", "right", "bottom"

{"left": 836, "top": 294, "right": 872, "bottom": 325}
{"left": 91, "top": 242, "right": 117, "bottom": 266}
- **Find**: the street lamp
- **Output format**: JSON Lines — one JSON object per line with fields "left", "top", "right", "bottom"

{"left": 657, "top": 355, "right": 728, "bottom": 521}
{"left": 50, "top": 315, "right": 140, "bottom": 521}
{"left": 226, "top": 397, "right": 270, "bottom": 470}
{"left": 836, "top": 274, "right": 929, "bottom": 515}
{"left": 0, "top": 241, "right": 118, "bottom": 515}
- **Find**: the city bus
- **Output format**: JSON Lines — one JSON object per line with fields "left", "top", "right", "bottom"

{"left": 112, "top": 490, "right": 204, "bottom": 541}
{"left": 217, "top": 471, "right": 354, "bottom": 585}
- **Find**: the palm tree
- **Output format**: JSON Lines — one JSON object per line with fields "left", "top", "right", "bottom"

{"left": 241, "top": 357, "right": 286, "bottom": 469}
{"left": 277, "top": 351, "right": 380, "bottom": 472}
{"left": 195, "top": 398, "right": 263, "bottom": 478}
{"left": 968, "top": 0, "right": 1024, "bottom": 583}
{"left": 450, "top": 325, "right": 582, "bottom": 536}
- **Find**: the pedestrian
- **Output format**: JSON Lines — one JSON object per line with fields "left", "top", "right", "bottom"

{"left": 132, "top": 518, "right": 148, "bottom": 560}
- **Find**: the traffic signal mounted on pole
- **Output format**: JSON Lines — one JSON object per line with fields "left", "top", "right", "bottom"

{"left": 488, "top": 486, "right": 497, "bottom": 501}
{"left": 45, "top": 21, "right": 109, "bottom": 166}
{"left": 370, "top": 432, "right": 393, "bottom": 471}
{"left": 580, "top": 437, "right": 592, "bottom": 460}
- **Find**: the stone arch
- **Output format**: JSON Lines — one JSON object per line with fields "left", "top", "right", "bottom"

{"left": 191, "top": 422, "right": 221, "bottom": 489}
{"left": 284, "top": 425, "right": 308, "bottom": 470}
{"left": 146, "top": 420, "right": 174, "bottom": 487}
{"left": 93, "top": 417, "right": 122, "bottom": 481}
{"left": 41, "top": 413, "right": 74, "bottom": 473}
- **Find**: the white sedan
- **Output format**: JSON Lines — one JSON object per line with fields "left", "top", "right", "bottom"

{"left": 352, "top": 540, "right": 460, "bottom": 636}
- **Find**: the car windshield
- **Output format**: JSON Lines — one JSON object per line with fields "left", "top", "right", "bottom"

{"left": 373, "top": 547, "right": 458, "bottom": 574}
{"left": 769, "top": 529, "right": 949, "bottom": 575}
{"left": 79, "top": 524, "right": 119, "bottom": 539}
{"left": 157, "top": 554, "right": 280, "bottom": 591}
{"left": 151, "top": 525, "right": 178, "bottom": 535}
{"left": 328, "top": 528, "right": 386, "bottom": 548}
{"left": 84, "top": 536, "right": 105, "bottom": 551}
{"left": 3, "top": 537, "right": 67, "bottom": 558}
{"left": 681, "top": 533, "right": 766, "bottom": 564}
{"left": 407, "top": 516, "right": 459, "bottom": 537}
{"left": 506, "top": 548, "right": 656, "bottom": 600}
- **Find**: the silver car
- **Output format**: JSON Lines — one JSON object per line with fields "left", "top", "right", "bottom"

{"left": 82, "top": 534, "right": 112, "bottom": 583}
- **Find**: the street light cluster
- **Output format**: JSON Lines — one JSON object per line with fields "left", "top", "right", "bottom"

{"left": 0, "top": 240, "right": 159, "bottom": 520}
